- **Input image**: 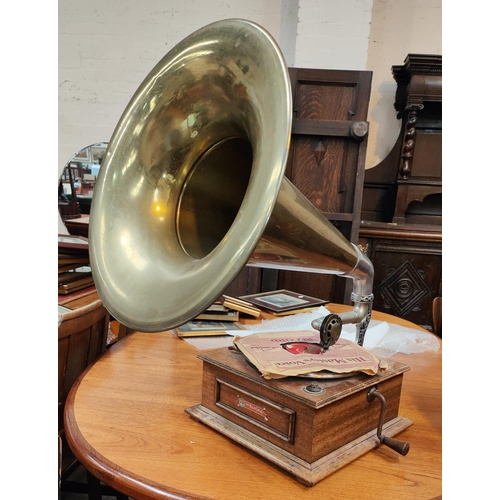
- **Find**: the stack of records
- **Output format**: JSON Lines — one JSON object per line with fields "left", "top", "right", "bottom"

{"left": 233, "top": 331, "right": 389, "bottom": 379}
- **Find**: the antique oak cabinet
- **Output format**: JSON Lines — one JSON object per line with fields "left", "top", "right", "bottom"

{"left": 360, "top": 54, "right": 442, "bottom": 331}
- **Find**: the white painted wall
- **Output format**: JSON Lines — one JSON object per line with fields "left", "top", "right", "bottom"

{"left": 58, "top": 0, "right": 442, "bottom": 183}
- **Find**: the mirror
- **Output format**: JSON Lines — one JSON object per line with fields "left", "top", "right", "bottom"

{"left": 58, "top": 142, "right": 108, "bottom": 220}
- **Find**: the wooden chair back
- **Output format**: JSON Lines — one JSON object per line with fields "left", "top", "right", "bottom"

{"left": 58, "top": 299, "right": 110, "bottom": 439}
{"left": 59, "top": 302, "right": 127, "bottom": 500}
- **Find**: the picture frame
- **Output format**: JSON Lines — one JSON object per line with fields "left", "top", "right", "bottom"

{"left": 58, "top": 234, "right": 89, "bottom": 253}
{"left": 175, "top": 320, "right": 246, "bottom": 338}
{"left": 73, "top": 148, "right": 91, "bottom": 161}
{"left": 194, "top": 303, "right": 240, "bottom": 322}
{"left": 90, "top": 145, "right": 107, "bottom": 164}
{"left": 240, "top": 289, "right": 327, "bottom": 313}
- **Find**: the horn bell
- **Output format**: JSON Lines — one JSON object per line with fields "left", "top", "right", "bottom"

{"left": 89, "top": 19, "right": 292, "bottom": 331}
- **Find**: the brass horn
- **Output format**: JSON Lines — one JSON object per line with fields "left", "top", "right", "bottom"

{"left": 89, "top": 19, "right": 374, "bottom": 346}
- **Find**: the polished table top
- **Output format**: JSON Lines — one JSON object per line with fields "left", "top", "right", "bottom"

{"left": 64, "top": 304, "right": 442, "bottom": 500}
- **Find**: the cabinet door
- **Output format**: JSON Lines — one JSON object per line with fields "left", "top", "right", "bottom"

{"left": 224, "top": 68, "right": 373, "bottom": 304}
{"left": 277, "top": 68, "right": 373, "bottom": 304}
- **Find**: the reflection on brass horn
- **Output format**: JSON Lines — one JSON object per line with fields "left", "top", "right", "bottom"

{"left": 89, "top": 19, "right": 374, "bottom": 346}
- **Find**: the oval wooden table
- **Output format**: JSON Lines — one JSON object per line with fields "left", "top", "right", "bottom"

{"left": 65, "top": 304, "right": 442, "bottom": 500}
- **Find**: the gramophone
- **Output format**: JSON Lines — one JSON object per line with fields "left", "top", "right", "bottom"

{"left": 89, "top": 19, "right": 411, "bottom": 486}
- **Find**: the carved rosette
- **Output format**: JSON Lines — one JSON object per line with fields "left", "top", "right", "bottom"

{"left": 377, "top": 260, "right": 430, "bottom": 317}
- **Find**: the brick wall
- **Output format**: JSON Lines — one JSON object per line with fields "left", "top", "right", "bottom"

{"left": 58, "top": 0, "right": 285, "bottom": 170}
{"left": 58, "top": 0, "right": 442, "bottom": 174}
{"left": 294, "top": 0, "right": 373, "bottom": 70}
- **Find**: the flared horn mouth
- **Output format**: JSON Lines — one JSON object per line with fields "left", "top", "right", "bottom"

{"left": 89, "top": 19, "right": 292, "bottom": 331}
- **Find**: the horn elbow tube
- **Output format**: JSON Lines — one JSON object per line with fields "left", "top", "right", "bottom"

{"left": 346, "top": 243, "right": 374, "bottom": 297}
{"left": 311, "top": 244, "right": 374, "bottom": 346}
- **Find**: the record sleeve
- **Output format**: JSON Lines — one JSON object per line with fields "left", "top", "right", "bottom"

{"left": 233, "top": 330, "right": 388, "bottom": 379}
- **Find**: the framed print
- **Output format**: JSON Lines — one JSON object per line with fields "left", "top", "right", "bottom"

{"left": 240, "top": 289, "right": 327, "bottom": 313}
{"left": 194, "top": 304, "right": 240, "bottom": 322}
{"left": 73, "top": 147, "right": 91, "bottom": 161}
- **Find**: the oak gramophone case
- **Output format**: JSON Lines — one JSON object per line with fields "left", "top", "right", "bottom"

{"left": 186, "top": 346, "right": 411, "bottom": 486}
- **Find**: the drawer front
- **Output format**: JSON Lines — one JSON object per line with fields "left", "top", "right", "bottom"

{"left": 215, "top": 377, "right": 296, "bottom": 443}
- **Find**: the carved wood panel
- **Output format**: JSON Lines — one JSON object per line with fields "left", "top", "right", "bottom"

{"left": 290, "top": 136, "right": 350, "bottom": 214}
{"left": 360, "top": 233, "right": 441, "bottom": 329}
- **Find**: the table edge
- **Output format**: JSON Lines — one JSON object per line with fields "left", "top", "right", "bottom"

{"left": 64, "top": 337, "right": 214, "bottom": 500}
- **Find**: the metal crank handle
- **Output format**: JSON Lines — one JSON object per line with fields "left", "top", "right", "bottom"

{"left": 379, "top": 435, "right": 410, "bottom": 456}
{"left": 367, "top": 387, "right": 410, "bottom": 456}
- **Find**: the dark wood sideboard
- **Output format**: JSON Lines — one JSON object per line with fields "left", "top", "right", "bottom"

{"left": 360, "top": 54, "right": 442, "bottom": 332}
